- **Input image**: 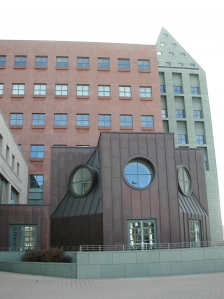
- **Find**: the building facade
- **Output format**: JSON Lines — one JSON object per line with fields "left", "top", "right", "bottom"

{"left": 0, "top": 28, "right": 221, "bottom": 249}
{"left": 156, "top": 28, "right": 222, "bottom": 241}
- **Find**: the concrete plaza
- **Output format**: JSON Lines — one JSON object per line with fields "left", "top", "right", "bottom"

{"left": 0, "top": 271, "right": 224, "bottom": 299}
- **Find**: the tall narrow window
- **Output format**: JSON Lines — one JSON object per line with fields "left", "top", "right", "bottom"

{"left": 54, "top": 114, "right": 68, "bottom": 126}
{"left": 29, "top": 175, "right": 44, "bottom": 204}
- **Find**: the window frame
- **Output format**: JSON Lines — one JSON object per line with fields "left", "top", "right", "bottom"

{"left": 32, "top": 113, "right": 45, "bottom": 126}
{"left": 139, "top": 86, "right": 152, "bottom": 99}
{"left": 98, "top": 85, "right": 111, "bottom": 97}
{"left": 176, "top": 109, "right": 185, "bottom": 119}
{"left": 30, "top": 145, "right": 45, "bottom": 159}
{"left": 120, "top": 115, "right": 133, "bottom": 127}
{"left": 76, "top": 84, "right": 90, "bottom": 97}
{"left": 33, "top": 84, "right": 47, "bottom": 96}
{"left": 14, "top": 56, "right": 27, "bottom": 67}
{"left": 12, "top": 84, "right": 25, "bottom": 96}
{"left": 138, "top": 59, "right": 150, "bottom": 71}
{"left": 76, "top": 114, "right": 90, "bottom": 127}
{"left": 98, "top": 58, "right": 110, "bottom": 69}
{"left": 119, "top": 86, "right": 132, "bottom": 98}
{"left": 77, "top": 57, "right": 89, "bottom": 68}
{"left": 35, "top": 56, "right": 48, "bottom": 67}
{"left": 10, "top": 113, "right": 23, "bottom": 126}
{"left": 10, "top": 225, "right": 37, "bottom": 251}
{"left": 54, "top": 113, "right": 68, "bottom": 127}
{"left": 55, "top": 84, "right": 68, "bottom": 96}
{"left": 98, "top": 114, "right": 111, "bottom": 127}
{"left": 0, "top": 83, "right": 4, "bottom": 95}
{"left": 178, "top": 134, "right": 187, "bottom": 145}
{"left": 141, "top": 115, "right": 154, "bottom": 128}
{"left": 0, "top": 55, "right": 6, "bottom": 67}
{"left": 118, "top": 58, "right": 130, "bottom": 70}
{"left": 191, "top": 86, "right": 200, "bottom": 95}
{"left": 193, "top": 110, "right": 202, "bottom": 119}
{"left": 56, "top": 56, "right": 69, "bottom": 68}
{"left": 173, "top": 85, "right": 182, "bottom": 94}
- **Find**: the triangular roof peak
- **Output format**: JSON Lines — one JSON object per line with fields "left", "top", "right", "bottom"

{"left": 156, "top": 27, "right": 203, "bottom": 70}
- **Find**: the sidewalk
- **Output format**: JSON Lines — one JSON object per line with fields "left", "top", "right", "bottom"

{"left": 1, "top": 271, "right": 224, "bottom": 299}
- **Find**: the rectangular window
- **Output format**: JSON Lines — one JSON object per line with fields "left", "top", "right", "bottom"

{"left": 76, "top": 114, "right": 89, "bottom": 126}
{"left": 173, "top": 86, "right": 182, "bottom": 94}
{"left": 6, "top": 145, "right": 9, "bottom": 161}
{"left": 120, "top": 115, "right": 133, "bottom": 127}
{"left": 178, "top": 63, "right": 183, "bottom": 66}
{"left": 10, "top": 187, "right": 18, "bottom": 204}
{"left": 77, "top": 57, "right": 89, "bottom": 68}
{"left": 118, "top": 59, "right": 130, "bottom": 70}
{"left": 14, "top": 56, "right": 27, "bottom": 66}
{"left": 32, "top": 114, "right": 45, "bottom": 126}
{"left": 98, "top": 85, "right": 110, "bottom": 97}
{"left": 166, "top": 62, "right": 171, "bottom": 66}
{"left": 138, "top": 60, "right": 150, "bottom": 70}
{"left": 178, "top": 134, "right": 187, "bottom": 144}
{"left": 0, "top": 83, "right": 3, "bottom": 95}
{"left": 119, "top": 86, "right": 131, "bottom": 98}
{"left": 30, "top": 145, "right": 44, "bottom": 158}
{"left": 34, "top": 84, "right": 46, "bottom": 96}
{"left": 189, "top": 220, "right": 201, "bottom": 247}
{"left": 18, "top": 144, "right": 22, "bottom": 151}
{"left": 11, "top": 225, "right": 36, "bottom": 250}
{"left": 35, "top": 56, "right": 48, "bottom": 67}
{"left": 54, "top": 113, "right": 68, "bottom": 126}
{"left": 77, "top": 85, "right": 89, "bottom": 96}
{"left": 12, "top": 84, "right": 25, "bottom": 95}
{"left": 190, "top": 63, "right": 196, "bottom": 67}
{"left": 180, "top": 53, "right": 186, "bottom": 56}
{"left": 0, "top": 174, "right": 8, "bottom": 204}
{"left": 0, "top": 55, "right": 6, "bottom": 66}
{"left": 56, "top": 56, "right": 68, "bottom": 67}
{"left": 0, "top": 134, "right": 3, "bottom": 153}
{"left": 193, "top": 110, "right": 202, "bottom": 119}
{"left": 29, "top": 175, "right": 44, "bottom": 204}
{"left": 196, "top": 135, "right": 205, "bottom": 144}
{"left": 98, "top": 114, "right": 111, "bottom": 126}
{"left": 191, "top": 87, "right": 200, "bottom": 95}
{"left": 160, "top": 85, "right": 165, "bottom": 93}
{"left": 10, "top": 113, "right": 23, "bottom": 126}
{"left": 162, "top": 109, "right": 167, "bottom": 118}
{"left": 17, "top": 162, "right": 20, "bottom": 176}
{"left": 98, "top": 58, "right": 110, "bottom": 69}
{"left": 141, "top": 115, "right": 154, "bottom": 128}
{"left": 176, "top": 109, "right": 185, "bottom": 118}
{"left": 12, "top": 155, "right": 15, "bottom": 170}
{"left": 169, "top": 52, "right": 174, "bottom": 56}
{"left": 140, "top": 87, "right": 152, "bottom": 98}
{"left": 55, "top": 84, "right": 68, "bottom": 96}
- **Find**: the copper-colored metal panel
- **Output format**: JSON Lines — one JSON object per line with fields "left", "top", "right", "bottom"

{"left": 120, "top": 147, "right": 130, "bottom": 166}
{"left": 112, "top": 157, "right": 121, "bottom": 178}
{"left": 103, "top": 209, "right": 113, "bottom": 232}
{"left": 120, "top": 133, "right": 129, "bottom": 148}
{"left": 180, "top": 149, "right": 189, "bottom": 168}
{"left": 138, "top": 134, "right": 148, "bottom": 156}
{"left": 101, "top": 167, "right": 112, "bottom": 189}
{"left": 112, "top": 178, "right": 122, "bottom": 199}
{"left": 161, "top": 228, "right": 171, "bottom": 244}
{"left": 101, "top": 147, "right": 112, "bottom": 168}
{"left": 131, "top": 197, "right": 141, "bottom": 219}
{"left": 164, "top": 134, "right": 175, "bottom": 158}
{"left": 166, "top": 157, "right": 176, "bottom": 178}
{"left": 170, "top": 217, "right": 180, "bottom": 243}
{"left": 141, "top": 189, "right": 151, "bottom": 212}
{"left": 157, "top": 148, "right": 166, "bottom": 168}
{"left": 100, "top": 132, "right": 111, "bottom": 148}
{"left": 160, "top": 208, "right": 170, "bottom": 231}
{"left": 159, "top": 187, "right": 169, "bottom": 209}
{"left": 169, "top": 196, "right": 179, "bottom": 219}
{"left": 113, "top": 220, "right": 123, "bottom": 244}
{"left": 23, "top": 205, "right": 33, "bottom": 223}
{"left": 175, "top": 149, "right": 181, "bottom": 166}
{"left": 111, "top": 133, "right": 121, "bottom": 158}
{"left": 157, "top": 167, "right": 168, "bottom": 188}
{"left": 113, "top": 197, "right": 122, "bottom": 221}
{"left": 129, "top": 133, "right": 138, "bottom": 156}
{"left": 146, "top": 134, "right": 157, "bottom": 162}
{"left": 102, "top": 188, "right": 112, "bottom": 210}
{"left": 122, "top": 182, "right": 132, "bottom": 210}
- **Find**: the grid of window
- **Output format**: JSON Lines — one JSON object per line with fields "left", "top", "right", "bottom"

{"left": 98, "top": 58, "right": 110, "bottom": 69}
{"left": 14, "top": 56, "right": 27, "bottom": 66}
{"left": 193, "top": 110, "right": 202, "bottom": 119}
{"left": 55, "top": 84, "right": 68, "bottom": 96}
{"left": 76, "top": 114, "right": 89, "bottom": 126}
{"left": 54, "top": 114, "right": 68, "bottom": 126}
{"left": 176, "top": 109, "right": 185, "bottom": 118}
{"left": 120, "top": 115, "right": 133, "bottom": 127}
{"left": 138, "top": 60, "right": 150, "bottom": 70}
{"left": 140, "top": 87, "right": 152, "bottom": 98}
{"left": 11, "top": 225, "right": 36, "bottom": 251}
{"left": 119, "top": 86, "right": 131, "bottom": 97}
{"left": 77, "top": 57, "right": 89, "bottom": 68}
{"left": 191, "top": 87, "right": 200, "bottom": 95}
{"left": 30, "top": 145, "right": 44, "bottom": 158}
{"left": 56, "top": 56, "right": 68, "bottom": 67}
{"left": 196, "top": 135, "right": 205, "bottom": 144}
{"left": 30, "top": 174, "right": 44, "bottom": 188}
{"left": 77, "top": 85, "right": 89, "bottom": 96}
{"left": 178, "top": 134, "right": 187, "bottom": 144}
{"left": 98, "top": 85, "right": 110, "bottom": 97}
{"left": 32, "top": 114, "right": 45, "bottom": 126}
{"left": 35, "top": 56, "right": 48, "bottom": 67}
{"left": 12, "top": 84, "right": 25, "bottom": 95}
{"left": 162, "top": 109, "right": 167, "bottom": 118}
{"left": 173, "top": 86, "right": 182, "bottom": 94}
{"left": 141, "top": 116, "right": 154, "bottom": 128}
{"left": 10, "top": 113, "right": 23, "bottom": 126}
{"left": 118, "top": 59, "right": 130, "bottom": 69}
{"left": 0, "top": 83, "right": 3, "bottom": 95}
{"left": 98, "top": 114, "right": 111, "bottom": 126}
{"left": 33, "top": 84, "right": 46, "bottom": 96}
{"left": 160, "top": 85, "right": 165, "bottom": 93}
{"left": 0, "top": 56, "right": 6, "bottom": 66}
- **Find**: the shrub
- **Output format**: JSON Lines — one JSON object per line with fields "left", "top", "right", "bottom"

{"left": 21, "top": 248, "right": 72, "bottom": 263}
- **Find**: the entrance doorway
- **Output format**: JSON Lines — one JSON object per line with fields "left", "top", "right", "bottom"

{"left": 128, "top": 220, "right": 156, "bottom": 250}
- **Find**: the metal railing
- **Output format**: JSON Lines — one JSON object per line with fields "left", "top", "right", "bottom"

{"left": 1, "top": 240, "right": 224, "bottom": 252}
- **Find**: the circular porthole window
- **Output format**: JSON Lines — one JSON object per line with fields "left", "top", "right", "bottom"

{"left": 124, "top": 159, "right": 154, "bottom": 189}
{"left": 177, "top": 166, "right": 192, "bottom": 196}
{"left": 70, "top": 165, "right": 98, "bottom": 197}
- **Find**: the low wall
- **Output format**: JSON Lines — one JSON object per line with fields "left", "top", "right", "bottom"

{"left": 1, "top": 247, "right": 224, "bottom": 279}
{"left": 76, "top": 247, "right": 224, "bottom": 279}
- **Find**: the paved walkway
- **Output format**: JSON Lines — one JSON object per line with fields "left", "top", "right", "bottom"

{"left": 1, "top": 271, "right": 224, "bottom": 299}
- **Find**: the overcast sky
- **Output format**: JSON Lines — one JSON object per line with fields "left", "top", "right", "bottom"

{"left": 1, "top": 0, "right": 224, "bottom": 222}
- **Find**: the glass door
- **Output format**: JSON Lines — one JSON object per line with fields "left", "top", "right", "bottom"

{"left": 128, "top": 220, "right": 156, "bottom": 250}
{"left": 190, "top": 220, "right": 201, "bottom": 247}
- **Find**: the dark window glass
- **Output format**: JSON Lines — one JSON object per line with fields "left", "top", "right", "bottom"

{"left": 0, "top": 55, "right": 6, "bottom": 66}
{"left": 118, "top": 59, "right": 130, "bottom": 69}
{"left": 173, "top": 86, "right": 182, "bottom": 94}
{"left": 191, "top": 87, "right": 200, "bottom": 95}
{"left": 176, "top": 109, "right": 185, "bottom": 118}
{"left": 193, "top": 110, "right": 202, "bottom": 119}
{"left": 32, "top": 114, "right": 45, "bottom": 126}
{"left": 98, "top": 58, "right": 110, "bottom": 68}
{"left": 120, "top": 115, "right": 133, "bottom": 127}
{"left": 56, "top": 57, "right": 68, "bottom": 67}
{"left": 77, "top": 57, "right": 89, "bottom": 68}
{"left": 11, "top": 225, "right": 36, "bottom": 251}
{"left": 138, "top": 60, "right": 150, "bottom": 70}
{"left": 76, "top": 114, "right": 89, "bottom": 126}
{"left": 10, "top": 113, "right": 23, "bottom": 126}
{"left": 30, "top": 145, "right": 44, "bottom": 158}
{"left": 160, "top": 85, "right": 165, "bottom": 93}
{"left": 178, "top": 134, "right": 187, "bottom": 144}
{"left": 35, "top": 56, "right": 48, "bottom": 67}
{"left": 196, "top": 135, "right": 205, "bottom": 144}
{"left": 14, "top": 56, "right": 27, "bottom": 66}
{"left": 98, "top": 114, "right": 111, "bottom": 126}
{"left": 141, "top": 115, "right": 154, "bottom": 127}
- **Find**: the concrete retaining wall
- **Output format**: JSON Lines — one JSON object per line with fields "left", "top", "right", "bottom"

{"left": 1, "top": 247, "right": 224, "bottom": 279}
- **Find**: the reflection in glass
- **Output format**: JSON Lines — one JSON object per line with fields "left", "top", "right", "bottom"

{"left": 124, "top": 160, "right": 152, "bottom": 188}
{"left": 129, "top": 220, "right": 156, "bottom": 250}
{"left": 178, "top": 167, "right": 191, "bottom": 195}
{"left": 72, "top": 167, "right": 92, "bottom": 196}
